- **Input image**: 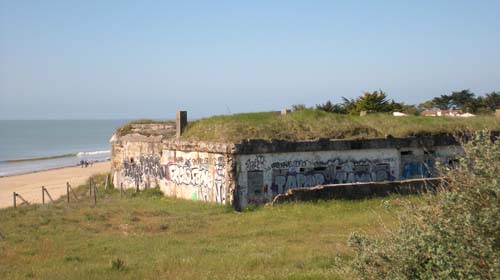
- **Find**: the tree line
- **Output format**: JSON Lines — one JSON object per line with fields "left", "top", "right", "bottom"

{"left": 296, "top": 89, "right": 500, "bottom": 115}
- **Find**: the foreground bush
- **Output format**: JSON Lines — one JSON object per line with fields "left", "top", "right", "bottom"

{"left": 349, "top": 132, "right": 500, "bottom": 279}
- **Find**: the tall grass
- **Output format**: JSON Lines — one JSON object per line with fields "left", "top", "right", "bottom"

{"left": 0, "top": 175, "right": 416, "bottom": 280}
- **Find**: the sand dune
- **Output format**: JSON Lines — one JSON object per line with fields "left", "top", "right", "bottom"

{"left": 0, "top": 162, "right": 110, "bottom": 208}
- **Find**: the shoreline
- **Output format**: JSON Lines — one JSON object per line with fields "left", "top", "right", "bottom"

{"left": 3, "top": 153, "right": 77, "bottom": 163}
{"left": 0, "top": 161, "right": 111, "bottom": 209}
{"left": 0, "top": 159, "right": 110, "bottom": 178}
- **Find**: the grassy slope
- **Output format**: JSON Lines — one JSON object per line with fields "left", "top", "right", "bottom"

{"left": 181, "top": 110, "right": 500, "bottom": 142}
{"left": 0, "top": 174, "right": 412, "bottom": 280}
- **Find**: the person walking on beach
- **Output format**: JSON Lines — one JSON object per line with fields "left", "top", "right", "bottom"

{"left": 80, "top": 160, "right": 84, "bottom": 168}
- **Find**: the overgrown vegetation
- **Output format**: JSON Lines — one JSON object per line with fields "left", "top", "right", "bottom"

{"left": 115, "top": 119, "right": 174, "bottom": 137}
{"left": 349, "top": 132, "right": 500, "bottom": 279}
{"left": 0, "top": 174, "right": 415, "bottom": 279}
{"left": 181, "top": 110, "right": 500, "bottom": 142}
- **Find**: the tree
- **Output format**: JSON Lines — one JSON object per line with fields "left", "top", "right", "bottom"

{"left": 417, "top": 100, "right": 436, "bottom": 110}
{"left": 315, "top": 90, "right": 404, "bottom": 115}
{"left": 430, "top": 89, "right": 476, "bottom": 111}
{"left": 344, "top": 90, "right": 402, "bottom": 115}
{"left": 399, "top": 103, "right": 419, "bottom": 115}
{"left": 316, "top": 100, "right": 346, "bottom": 114}
{"left": 483, "top": 92, "right": 500, "bottom": 111}
{"left": 431, "top": 94, "right": 453, "bottom": 110}
{"left": 450, "top": 89, "right": 475, "bottom": 110}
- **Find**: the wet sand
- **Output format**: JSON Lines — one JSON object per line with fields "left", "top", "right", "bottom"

{"left": 0, "top": 162, "right": 110, "bottom": 208}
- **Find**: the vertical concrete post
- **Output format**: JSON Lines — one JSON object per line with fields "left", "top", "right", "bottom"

{"left": 176, "top": 111, "right": 188, "bottom": 138}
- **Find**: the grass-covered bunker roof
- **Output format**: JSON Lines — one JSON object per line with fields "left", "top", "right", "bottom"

{"left": 116, "top": 110, "right": 500, "bottom": 143}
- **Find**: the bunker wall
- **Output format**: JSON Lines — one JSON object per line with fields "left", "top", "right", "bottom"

{"left": 111, "top": 137, "right": 235, "bottom": 205}
{"left": 111, "top": 133, "right": 464, "bottom": 210}
{"left": 234, "top": 145, "right": 461, "bottom": 208}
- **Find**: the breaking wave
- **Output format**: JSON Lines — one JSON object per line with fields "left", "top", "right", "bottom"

{"left": 76, "top": 150, "right": 110, "bottom": 157}
{"left": 2, "top": 150, "right": 110, "bottom": 163}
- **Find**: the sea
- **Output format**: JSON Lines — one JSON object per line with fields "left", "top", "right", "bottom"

{"left": 0, "top": 120, "right": 128, "bottom": 177}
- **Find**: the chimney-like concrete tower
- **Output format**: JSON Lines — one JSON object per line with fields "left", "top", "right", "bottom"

{"left": 176, "top": 111, "right": 187, "bottom": 138}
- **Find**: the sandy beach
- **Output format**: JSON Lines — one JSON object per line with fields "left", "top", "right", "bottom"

{"left": 0, "top": 161, "right": 110, "bottom": 209}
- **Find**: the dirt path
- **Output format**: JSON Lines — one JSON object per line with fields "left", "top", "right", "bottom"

{"left": 0, "top": 162, "right": 110, "bottom": 208}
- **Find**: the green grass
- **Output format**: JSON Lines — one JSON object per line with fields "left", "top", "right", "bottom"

{"left": 0, "top": 174, "right": 415, "bottom": 280}
{"left": 180, "top": 110, "right": 500, "bottom": 142}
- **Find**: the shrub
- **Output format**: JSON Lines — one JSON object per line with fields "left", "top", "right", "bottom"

{"left": 349, "top": 131, "right": 500, "bottom": 279}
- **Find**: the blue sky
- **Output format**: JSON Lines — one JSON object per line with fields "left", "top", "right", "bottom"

{"left": 1, "top": 0, "right": 499, "bottom": 119}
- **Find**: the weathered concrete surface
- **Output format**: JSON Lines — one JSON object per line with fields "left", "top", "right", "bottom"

{"left": 234, "top": 145, "right": 461, "bottom": 209}
{"left": 111, "top": 129, "right": 467, "bottom": 209}
{"left": 233, "top": 134, "right": 460, "bottom": 154}
{"left": 116, "top": 150, "right": 233, "bottom": 204}
{"left": 129, "top": 122, "right": 176, "bottom": 136}
{"left": 272, "top": 178, "right": 443, "bottom": 204}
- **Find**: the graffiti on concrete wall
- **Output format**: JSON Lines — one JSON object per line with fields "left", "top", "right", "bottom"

{"left": 122, "top": 154, "right": 227, "bottom": 204}
{"left": 401, "top": 159, "right": 435, "bottom": 179}
{"left": 123, "top": 155, "right": 165, "bottom": 187}
{"left": 166, "top": 163, "right": 210, "bottom": 189}
{"left": 243, "top": 155, "right": 396, "bottom": 196}
{"left": 271, "top": 159, "right": 394, "bottom": 194}
{"left": 245, "top": 155, "right": 266, "bottom": 171}
{"left": 165, "top": 156, "right": 227, "bottom": 203}
{"left": 213, "top": 156, "right": 227, "bottom": 204}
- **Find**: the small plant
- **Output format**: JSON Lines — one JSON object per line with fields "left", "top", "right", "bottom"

{"left": 64, "top": 255, "right": 82, "bottom": 262}
{"left": 159, "top": 224, "right": 169, "bottom": 231}
{"left": 110, "top": 258, "right": 126, "bottom": 271}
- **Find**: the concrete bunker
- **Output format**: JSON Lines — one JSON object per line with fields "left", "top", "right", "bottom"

{"left": 110, "top": 112, "right": 465, "bottom": 210}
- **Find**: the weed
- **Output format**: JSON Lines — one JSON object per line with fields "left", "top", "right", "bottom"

{"left": 110, "top": 258, "right": 126, "bottom": 271}
{"left": 64, "top": 255, "right": 82, "bottom": 262}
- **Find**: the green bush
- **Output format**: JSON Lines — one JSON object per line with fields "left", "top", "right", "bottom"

{"left": 349, "top": 131, "right": 500, "bottom": 279}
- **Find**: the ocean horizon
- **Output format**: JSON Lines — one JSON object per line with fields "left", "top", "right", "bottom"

{"left": 0, "top": 119, "right": 128, "bottom": 176}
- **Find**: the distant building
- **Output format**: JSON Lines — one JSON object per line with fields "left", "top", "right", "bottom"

{"left": 458, "top": 112, "right": 476, "bottom": 118}
{"left": 421, "top": 109, "right": 464, "bottom": 117}
{"left": 393, "top": 112, "right": 408, "bottom": 117}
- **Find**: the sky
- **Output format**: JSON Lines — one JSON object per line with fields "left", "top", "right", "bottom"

{"left": 1, "top": 0, "right": 499, "bottom": 119}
